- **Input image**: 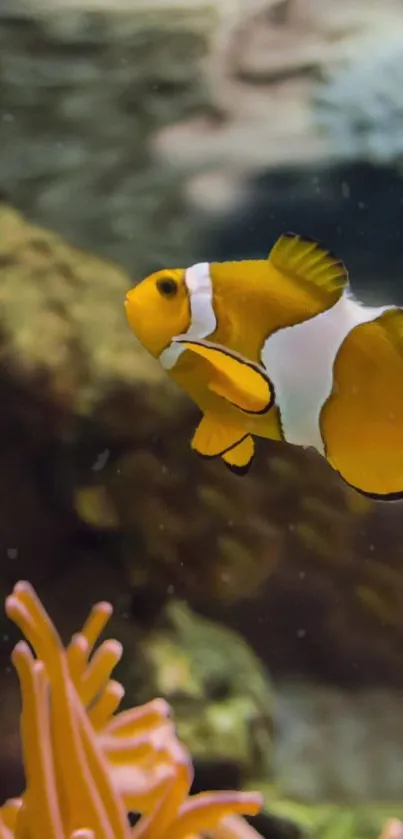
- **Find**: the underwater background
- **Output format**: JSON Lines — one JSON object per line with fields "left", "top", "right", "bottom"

{"left": 1, "top": 0, "right": 403, "bottom": 836}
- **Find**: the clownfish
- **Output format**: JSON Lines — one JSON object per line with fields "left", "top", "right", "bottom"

{"left": 125, "top": 232, "right": 403, "bottom": 500}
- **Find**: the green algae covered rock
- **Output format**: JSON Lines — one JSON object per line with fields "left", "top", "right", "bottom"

{"left": 122, "top": 599, "right": 274, "bottom": 781}
{"left": 261, "top": 792, "right": 403, "bottom": 839}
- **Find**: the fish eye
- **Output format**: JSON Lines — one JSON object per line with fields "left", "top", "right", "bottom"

{"left": 156, "top": 276, "right": 178, "bottom": 298}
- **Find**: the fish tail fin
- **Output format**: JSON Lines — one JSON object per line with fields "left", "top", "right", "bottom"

{"left": 375, "top": 307, "right": 403, "bottom": 354}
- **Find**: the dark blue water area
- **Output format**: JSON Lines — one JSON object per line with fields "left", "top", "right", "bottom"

{"left": 197, "top": 162, "right": 403, "bottom": 306}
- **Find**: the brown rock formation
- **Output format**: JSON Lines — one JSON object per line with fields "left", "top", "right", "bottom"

{"left": 0, "top": 203, "right": 373, "bottom": 618}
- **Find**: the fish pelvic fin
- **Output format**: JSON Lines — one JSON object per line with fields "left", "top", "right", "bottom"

{"left": 191, "top": 415, "right": 247, "bottom": 458}
{"left": 221, "top": 434, "right": 255, "bottom": 475}
{"left": 269, "top": 232, "right": 348, "bottom": 307}
{"left": 173, "top": 337, "right": 274, "bottom": 414}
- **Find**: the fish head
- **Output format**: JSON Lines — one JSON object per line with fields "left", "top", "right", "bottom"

{"left": 125, "top": 268, "right": 190, "bottom": 358}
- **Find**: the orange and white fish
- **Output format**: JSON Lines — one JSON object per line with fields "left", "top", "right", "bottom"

{"left": 125, "top": 232, "right": 403, "bottom": 500}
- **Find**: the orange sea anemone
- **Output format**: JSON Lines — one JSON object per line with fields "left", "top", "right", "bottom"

{"left": 0, "top": 581, "right": 264, "bottom": 839}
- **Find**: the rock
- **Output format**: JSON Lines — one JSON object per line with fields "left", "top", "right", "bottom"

{"left": 152, "top": 0, "right": 403, "bottom": 214}
{"left": 0, "top": 203, "right": 365, "bottom": 615}
{"left": 2, "top": 0, "right": 403, "bottom": 231}
{"left": 0, "top": 203, "right": 402, "bottom": 690}
{"left": 0, "top": 203, "right": 281, "bottom": 614}
{"left": 1, "top": 206, "right": 403, "bottom": 809}
{"left": 0, "top": 204, "right": 158, "bottom": 418}
{"left": 263, "top": 791, "right": 403, "bottom": 839}
{"left": 124, "top": 599, "right": 275, "bottom": 782}
{"left": 0, "top": 0, "right": 216, "bottom": 271}
{"left": 274, "top": 681, "right": 403, "bottom": 802}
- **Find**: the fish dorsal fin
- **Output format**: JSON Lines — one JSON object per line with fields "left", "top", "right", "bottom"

{"left": 173, "top": 337, "right": 274, "bottom": 414}
{"left": 268, "top": 233, "right": 348, "bottom": 307}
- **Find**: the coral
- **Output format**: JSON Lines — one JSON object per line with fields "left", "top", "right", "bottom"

{"left": 0, "top": 580, "right": 264, "bottom": 839}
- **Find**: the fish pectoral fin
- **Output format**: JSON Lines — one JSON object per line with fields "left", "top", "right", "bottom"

{"left": 269, "top": 232, "right": 348, "bottom": 306}
{"left": 173, "top": 337, "right": 274, "bottom": 414}
{"left": 191, "top": 415, "right": 246, "bottom": 458}
{"left": 221, "top": 435, "right": 255, "bottom": 475}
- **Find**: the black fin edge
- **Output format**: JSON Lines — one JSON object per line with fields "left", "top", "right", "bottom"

{"left": 223, "top": 458, "right": 254, "bottom": 476}
{"left": 338, "top": 471, "right": 403, "bottom": 503}
{"left": 175, "top": 338, "right": 275, "bottom": 416}
{"left": 222, "top": 437, "right": 255, "bottom": 476}
{"left": 193, "top": 433, "right": 250, "bottom": 460}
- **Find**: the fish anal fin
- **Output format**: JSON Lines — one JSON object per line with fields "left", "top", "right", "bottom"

{"left": 173, "top": 337, "right": 274, "bottom": 414}
{"left": 269, "top": 232, "right": 348, "bottom": 306}
{"left": 191, "top": 415, "right": 246, "bottom": 458}
{"left": 222, "top": 435, "right": 255, "bottom": 475}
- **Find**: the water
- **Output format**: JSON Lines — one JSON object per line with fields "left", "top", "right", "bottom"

{"left": 1, "top": 2, "right": 403, "bottom": 838}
